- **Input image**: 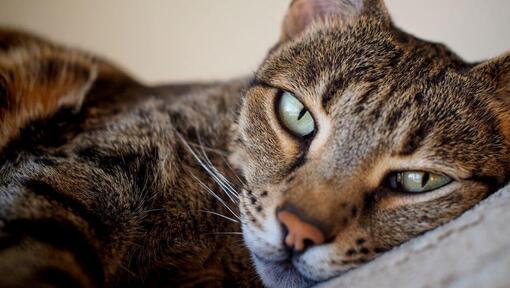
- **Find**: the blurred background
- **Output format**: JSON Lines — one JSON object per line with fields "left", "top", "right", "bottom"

{"left": 1, "top": 0, "right": 509, "bottom": 84}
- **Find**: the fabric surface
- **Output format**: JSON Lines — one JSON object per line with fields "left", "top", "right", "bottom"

{"left": 318, "top": 186, "right": 510, "bottom": 288}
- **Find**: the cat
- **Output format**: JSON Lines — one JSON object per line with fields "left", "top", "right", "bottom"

{"left": 1, "top": 0, "right": 509, "bottom": 287}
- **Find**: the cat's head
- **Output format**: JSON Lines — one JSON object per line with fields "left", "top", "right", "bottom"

{"left": 230, "top": 0, "right": 510, "bottom": 286}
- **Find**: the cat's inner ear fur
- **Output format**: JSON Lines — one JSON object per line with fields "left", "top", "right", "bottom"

{"left": 281, "top": 0, "right": 389, "bottom": 41}
{"left": 0, "top": 30, "right": 98, "bottom": 149}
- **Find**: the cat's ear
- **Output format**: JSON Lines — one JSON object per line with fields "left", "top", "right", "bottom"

{"left": 0, "top": 29, "right": 98, "bottom": 149}
{"left": 281, "top": 0, "right": 389, "bottom": 41}
{"left": 470, "top": 52, "right": 510, "bottom": 106}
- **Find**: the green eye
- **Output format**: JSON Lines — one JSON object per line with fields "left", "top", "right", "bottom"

{"left": 388, "top": 171, "right": 452, "bottom": 193}
{"left": 278, "top": 91, "right": 315, "bottom": 137}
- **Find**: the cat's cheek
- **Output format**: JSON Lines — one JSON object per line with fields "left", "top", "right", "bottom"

{"left": 241, "top": 202, "right": 288, "bottom": 262}
{"left": 226, "top": 147, "right": 247, "bottom": 177}
{"left": 241, "top": 225, "right": 288, "bottom": 262}
{"left": 296, "top": 245, "right": 352, "bottom": 281}
{"left": 367, "top": 182, "right": 488, "bottom": 249}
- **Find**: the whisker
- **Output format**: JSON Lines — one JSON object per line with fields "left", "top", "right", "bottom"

{"left": 210, "top": 166, "right": 240, "bottom": 197}
{"left": 207, "top": 232, "right": 243, "bottom": 235}
{"left": 196, "top": 209, "right": 239, "bottom": 223}
{"left": 202, "top": 160, "right": 240, "bottom": 203}
{"left": 118, "top": 263, "right": 137, "bottom": 277}
{"left": 177, "top": 131, "right": 239, "bottom": 204}
{"left": 191, "top": 173, "right": 240, "bottom": 220}
{"left": 175, "top": 131, "right": 246, "bottom": 225}
{"left": 220, "top": 154, "right": 247, "bottom": 187}
{"left": 194, "top": 132, "right": 240, "bottom": 201}
{"left": 195, "top": 133, "right": 240, "bottom": 198}
{"left": 188, "top": 142, "right": 228, "bottom": 156}
{"left": 145, "top": 208, "right": 166, "bottom": 213}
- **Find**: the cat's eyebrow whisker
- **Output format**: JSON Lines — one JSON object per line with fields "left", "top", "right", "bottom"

{"left": 191, "top": 173, "right": 240, "bottom": 221}
{"left": 196, "top": 209, "right": 239, "bottom": 223}
{"left": 177, "top": 131, "right": 239, "bottom": 204}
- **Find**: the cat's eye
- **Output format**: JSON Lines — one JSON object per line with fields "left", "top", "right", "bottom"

{"left": 388, "top": 171, "right": 452, "bottom": 193}
{"left": 278, "top": 91, "right": 315, "bottom": 137}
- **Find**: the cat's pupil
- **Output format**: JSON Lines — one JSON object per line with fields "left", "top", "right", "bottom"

{"left": 297, "top": 108, "right": 307, "bottom": 120}
{"left": 421, "top": 172, "right": 430, "bottom": 188}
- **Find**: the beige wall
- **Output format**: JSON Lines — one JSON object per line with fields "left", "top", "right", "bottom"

{"left": 1, "top": 0, "right": 509, "bottom": 84}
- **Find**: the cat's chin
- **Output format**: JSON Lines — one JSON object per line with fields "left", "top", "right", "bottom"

{"left": 252, "top": 254, "right": 317, "bottom": 288}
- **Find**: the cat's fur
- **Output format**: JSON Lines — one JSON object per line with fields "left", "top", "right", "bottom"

{"left": 0, "top": 30, "right": 258, "bottom": 287}
{"left": 1, "top": 0, "right": 509, "bottom": 287}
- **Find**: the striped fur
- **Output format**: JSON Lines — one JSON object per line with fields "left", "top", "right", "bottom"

{"left": 1, "top": 0, "right": 510, "bottom": 287}
{"left": 232, "top": 0, "right": 510, "bottom": 287}
{"left": 0, "top": 29, "right": 258, "bottom": 287}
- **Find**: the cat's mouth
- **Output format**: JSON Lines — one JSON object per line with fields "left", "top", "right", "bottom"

{"left": 252, "top": 253, "right": 318, "bottom": 288}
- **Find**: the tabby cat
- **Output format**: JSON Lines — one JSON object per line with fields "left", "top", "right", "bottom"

{"left": 1, "top": 0, "right": 509, "bottom": 287}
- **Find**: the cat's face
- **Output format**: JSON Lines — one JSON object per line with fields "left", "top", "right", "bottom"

{"left": 231, "top": 0, "right": 510, "bottom": 286}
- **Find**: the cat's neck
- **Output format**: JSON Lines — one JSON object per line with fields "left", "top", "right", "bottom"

{"left": 147, "top": 77, "right": 260, "bottom": 286}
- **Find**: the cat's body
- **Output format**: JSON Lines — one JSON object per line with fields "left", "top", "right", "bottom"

{"left": 0, "top": 29, "right": 257, "bottom": 287}
{"left": 1, "top": 1, "right": 510, "bottom": 288}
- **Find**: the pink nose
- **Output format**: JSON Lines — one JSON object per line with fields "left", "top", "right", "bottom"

{"left": 277, "top": 210, "right": 325, "bottom": 252}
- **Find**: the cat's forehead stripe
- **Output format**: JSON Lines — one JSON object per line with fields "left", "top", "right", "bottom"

{"left": 321, "top": 76, "right": 345, "bottom": 110}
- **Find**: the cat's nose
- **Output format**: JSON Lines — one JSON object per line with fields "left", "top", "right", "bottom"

{"left": 277, "top": 210, "right": 325, "bottom": 252}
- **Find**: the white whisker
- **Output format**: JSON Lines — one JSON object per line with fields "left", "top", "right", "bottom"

{"left": 208, "top": 232, "right": 243, "bottom": 235}
{"left": 176, "top": 131, "right": 243, "bottom": 221}
{"left": 197, "top": 209, "right": 239, "bottom": 223}
{"left": 195, "top": 133, "right": 240, "bottom": 198}
{"left": 145, "top": 208, "right": 165, "bottom": 213}
{"left": 193, "top": 132, "right": 240, "bottom": 201}
{"left": 221, "top": 154, "right": 247, "bottom": 187}
{"left": 191, "top": 173, "right": 240, "bottom": 220}
{"left": 188, "top": 142, "right": 228, "bottom": 156}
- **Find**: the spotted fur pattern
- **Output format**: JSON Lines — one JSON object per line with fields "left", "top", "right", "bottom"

{"left": 1, "top": 0, "right": 510, "bottom": 287}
